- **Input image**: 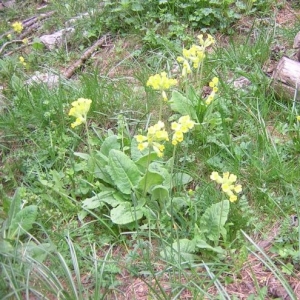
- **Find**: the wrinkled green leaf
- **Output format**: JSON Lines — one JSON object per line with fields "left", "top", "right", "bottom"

{"left": 172, "top": 172, "right": 193, "bottom": 187}
{"left": 82, "top": 191, "right": 124, "bottom": 209}
{"left": 74, "top": 152, "right": 90, "bottom": 160}
{"left": 196, "top": 239, "right": 226, "bottom": 254}
{"left": 110, "top": 202, "right": 143, "bottom": 225}
{"left": 8, "top": 205, "right": 38, "bottom": 239}
{"left": 100, "top": 135, "right": 120, "bottom": 157}
{"left": 7, "top": 188, "right": 23, "bottom": 229}
{"left": 151, "top": 185, "right": 169, "bottom": 202}
{"left": 107, "top": 150, "right": 141, "bottom": 194}
{"left": 199, "top": 200, "right": 229, "bottom": 243}
{"left": 160, "top": 238, "right": 198, "bottom": 264}
{"left": 170, "top": 90, "right": 197, "bottom": 120}
{"left": 137, "top": 171, "right": 164, "bottom": 193}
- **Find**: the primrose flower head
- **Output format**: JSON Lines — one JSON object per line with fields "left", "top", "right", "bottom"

{"left": 135, "top": 120, "right": 169, "bottom": 157}
{"left": 171, "top": 115, "right": 195, "bottom": 145}
{"left": 210, "top": 171, "right": 242, "bottom": 202}
{"left": 297, "top": 116, "right": 300, "bottom": 121}
{"left": 205, "top": 77, "right": 219, "bottom": 105}
{"left": 147, "top": 72, "right": 177, "bottom": 91}
{"left": 19, "top": 56, "right": 26, "bottom": 67}
{"left": 197, "top": 34, "right": 215, "bottom": 48}
{"left": 147, "top": 72, "right": 177, "bottom": 101}
{"left": 12, "top": 21, "right": 23, "bottom": 34}
{"left": 68, "top": 98, "right": 92, "bottom": 128}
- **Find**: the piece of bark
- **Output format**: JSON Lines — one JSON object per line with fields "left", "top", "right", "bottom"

{"left": 271, "top": 56, "right": 300, "bottom": 101}
{"left": 63, "top": 33, "right": 112, "bottom": 79}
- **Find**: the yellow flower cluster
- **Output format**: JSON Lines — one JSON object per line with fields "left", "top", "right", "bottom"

{"left": 19, "top": 56, "right": 26, "bottom": 67}
{"left": 147, "top": 72, "right": 177, "bottom": 101}
{"left": 135, "top": 121, "right": 169, "bottom": 157}
{"left": 205, "top": 77, "right": 219, "bottom": 105}
{"left": 171, "top": 115, "right": 195, "bottom": 145}
{"left": 210, "top": 171, "right": 242, "bottom": 202}
{"left": 177, "top": 34, "right": 215, "bottom": 77}
{"left": 12, "top": 21, "right": 23, "bottom": 34}
{"left": 297, "top": 116, "right": 300, "bottom": 121}
{"left": 68, "top": 98, "right": 92, "bottom": 128}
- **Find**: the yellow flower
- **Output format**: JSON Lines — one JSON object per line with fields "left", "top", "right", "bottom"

{"left": 297, "top": 116, "right": 300, "bottom": 121}
{"left": 135, "top": 121, "right": 169, "bottom": 157}
{"left": 22, "top": 38, "right": 29, "bottom": 44}
{"left": 210, "top": 171, "right": 242, "bottom": 202}
{"left": 147, "top": 72, "right": 177, "bottom": 88}
{"left": 197, "top": 34, "right": 215, "bottom": 48}
{"left": 68, "top": 98, "right": 92, "bottom": 128}
{"left": 210, "top": 171, "right": 223, "bottom": 184}
{"left": 205, "top": 77, "right": 219, "bottom": 105}
{"left": 171, "top": 115, "right": 195, "bottom": 145}
{"left": 19, "top": 56, "right": 27, "bottom": 67}
{"left": 12, "top": 21, "right": 23, "bottom": 34}
{"left": 7, "top": 34, "right": 12, "bottom": 40}
{"left": 146, "top": 72, "right": 177, "bottom": 101}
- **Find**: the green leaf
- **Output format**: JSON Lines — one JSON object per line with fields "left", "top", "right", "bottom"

{"left": 25, "top": 242, "right": 55, "bottom": 263}
{"left": 74, "top": 152, "right": 90, "bottom": 160}
{"left": 131, "top": 139, "right": 158, "bottom": 165}
{"left": 100, "top": 135, "right": 120, "bottom": 157}
{"left": 172, "top": 172, "right": 193, "bottom": 187}
{"left": 82, "top": 191, "right": 125, "bottom": 209}
{"left": 195, "top": 239, "right": 226, "bottom": 254}
{"left": 151, "top": 185, "right": 169, "bottom": 202}
{"left": 11, "top": 74, "right": 24, "bottom": 91}
{"left": 148, "top": 162, "right": 171, "bottom": 186}
{"left": 107, "top": 150, "right": 141, "bottom": 194}
{"left": 93, "top": 152, "right": 115, "bottom": 185}
{"left": 32, "top": 38, "right": 44, "bottom": 50}
{"left": 199, "top": 200, "right": 230, "bottom": 243}
{"left": 8, "top": 205, "right": 38, "bottom": 239}
{"left": 7, "top": 188, "right": 23, "bottom": 229}
{"left": 160, "top": 238, "right": 198, "bottom": 264}
{"left": 110, "top": 203, "right": 143, "bottom": 225}
{"left": 169, "top": 90, "right": 197, "bottom": 120}
{"left": 137, "top": 171, "right": 164, "bottom": 193}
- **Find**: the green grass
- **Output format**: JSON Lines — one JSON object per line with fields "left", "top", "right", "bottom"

{"left": 1, "top": 0, "right": 300, "bottom": 299}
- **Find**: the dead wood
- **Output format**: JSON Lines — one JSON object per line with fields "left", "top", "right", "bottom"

{"left": 63, "top": 34, "right": 112, "bottom": 79}
{"left": 0, "top": 11, "right": 55, "bottom": 41}
{"left": 271, "top": 56, "right": 300, "bottom": 101}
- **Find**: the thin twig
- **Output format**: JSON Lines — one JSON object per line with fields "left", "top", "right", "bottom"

{"left": 0, "top": 40, "right": 25, "bottom": 56}
{"left": 63, "top": 33, "right": 112, "bottom": 79}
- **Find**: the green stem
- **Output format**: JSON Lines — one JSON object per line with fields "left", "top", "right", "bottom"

{"left": 216, "top": 197, "right": 225, "bottom": 247}
{"left": 142, "top": 147, "right": 152, "bottom": 197}
{"left": 85, "top": 121, "right": 92, "bottom": 155}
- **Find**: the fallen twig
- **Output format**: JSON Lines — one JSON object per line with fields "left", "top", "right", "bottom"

{"left": 0, "top": 11, "right": 55, "bottom": 40}
{"left": 0, "top": 40, "right": 26, "bottom": 56}
{"left": 63, "top": 33, "right": 112, "bottom": 79}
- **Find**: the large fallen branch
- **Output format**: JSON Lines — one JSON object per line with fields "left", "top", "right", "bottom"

{"left": 63, "top": 33, "right": 112, "bottom": 79}
{"left": 271, "top": 56, "right": 300, "bottom": 101}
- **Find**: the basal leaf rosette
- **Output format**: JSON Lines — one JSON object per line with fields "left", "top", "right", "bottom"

{"left": 68, "top": 98, "right": 92, "bottom": 128}
{"left": 210, "top": 171, "right": 242, "bottom": 202}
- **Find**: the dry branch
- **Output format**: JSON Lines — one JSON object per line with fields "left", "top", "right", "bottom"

{"left": 63, "top": 34, "right": 112, "bottom": 79}
{"left": 0, "top": 11, "right": 55, "bottom": 40}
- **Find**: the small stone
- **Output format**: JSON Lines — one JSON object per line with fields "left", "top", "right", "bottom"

{"left": 40, "top": 27, "right": 74, "bottom": 50}
{"left": 233, "top": 76, "right": 252, "bottom": 89}
{"left": 25, "top": 72, "right": 61, "bottom": 89}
